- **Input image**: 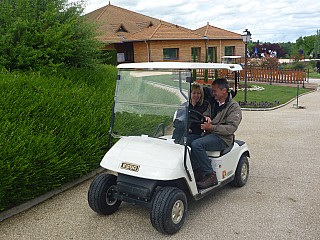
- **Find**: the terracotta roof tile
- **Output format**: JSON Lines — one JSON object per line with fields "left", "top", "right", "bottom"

{"left": 86, "top": 3, "right": 174, "bottom": 43}
{"left": 125, "top": 22, "right": 203, "bottom": 41}
{"left": 85, "top": 4, "right": 241, "bottom": 43}
{"left": 194, "top": 23, "right": 241, "bottom": 40}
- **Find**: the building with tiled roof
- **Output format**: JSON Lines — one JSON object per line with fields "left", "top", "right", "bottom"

{"left": 85, "top": 2, "right": 245, "bottom": 63}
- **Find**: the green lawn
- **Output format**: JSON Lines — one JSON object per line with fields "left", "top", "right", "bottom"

{"left": 308, "top": 71, "right": 320, "bottom": 79}
{"left": 234, "top": 83, "right": 312, "bottom": 107}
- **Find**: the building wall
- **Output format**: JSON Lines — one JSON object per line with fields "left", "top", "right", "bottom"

{"left": 133, "top": 39, "right": 245, "bottom": 63}
{"left": 133, "top": 42, "right": 149, "bottom": 62}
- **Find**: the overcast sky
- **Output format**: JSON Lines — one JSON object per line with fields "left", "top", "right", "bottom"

{"left": 77, "top": 0, "right": 320, "bottom": 43}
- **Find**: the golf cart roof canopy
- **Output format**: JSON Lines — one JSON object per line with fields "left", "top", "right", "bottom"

{"left": 221, "top": 56, "right": 242, "bottom": 59}
{"left": 117, "top": 62, "right": 242, "bottom": 71}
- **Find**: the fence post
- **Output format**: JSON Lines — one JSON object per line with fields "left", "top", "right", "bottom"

{"left": 269, "top": 68, "right": 272, "bottom": 85}
{"left": 294, "top": 84, "right": 299, "bottom": 108}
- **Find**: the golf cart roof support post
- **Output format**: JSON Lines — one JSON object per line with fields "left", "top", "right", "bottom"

{"left": 184, "top": 146, "right": 192, "bottom": 181}
{"left": 108, "top": 71, "right": 121, "bottom": 148}
{"left": 108, "top": 101, "right": 116, "bottom": 149}
{"left": 183, "top": 79, "right": 192, "bottom": 181}
{"left": 179, "top": 71, "right": 188, "bottom": 101}
{"left": 234, "top": 71, "right": 238, "bottom": 97}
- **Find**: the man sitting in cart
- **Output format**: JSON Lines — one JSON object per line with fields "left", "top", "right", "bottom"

{"left": 190, "top": 78, "right": 242, "bottom": 189}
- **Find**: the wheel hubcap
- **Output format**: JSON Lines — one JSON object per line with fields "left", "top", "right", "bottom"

{"left": 172, "top": 200, "right": 184, "bottom": 224}
{"left": 106, "top": 185, "right": 117, "bottom": 205}
{"left": 241, "top": 163, "right": 248, "bottom": 181}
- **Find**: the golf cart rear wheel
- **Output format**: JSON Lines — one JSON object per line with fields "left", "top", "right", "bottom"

{"left": 150, "top": 187, "right": 187, "bottom": 235}
{"left": 230, "top": 155, "right": 249, "bottom": 187}
{"left": 88, "top": 173, "right": 121, "bottom": 215}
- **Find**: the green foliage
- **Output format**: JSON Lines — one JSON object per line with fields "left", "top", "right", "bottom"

{"left": 100, "top": 50, "right": 117, "bottom": 66}
{"left": 255, "top": 30, "right": 320, "bottom": 59}
{"left": 295, "top": 35, "right": 316, "bottom": 57}
{"left": 314, "top": 30, "right": 320, "bottom": 57}
{"left": 204, "top": 51, "right": 208, "bottom": 82}
{"left": 279, "top": 42, "right": 295, "bottom": 58}
{"left": 0, "top": 0, "right": 101, "bottom": 71}
{"left": 0, "top": 65, "right": 117, "bottom": 211}
{"left": 113, "top": 112, "right": 172, "bottom": 137}
{"left": 280, "top": 60, "right": 315, "bottom": 70}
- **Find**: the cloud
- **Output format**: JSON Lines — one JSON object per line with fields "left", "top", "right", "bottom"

{"left": 80, "top": 0, "right": 320, "bottom": 43}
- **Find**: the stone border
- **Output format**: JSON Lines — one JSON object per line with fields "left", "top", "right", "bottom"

{"left": 0, "top": 168, "right": 105, "bottom": 222}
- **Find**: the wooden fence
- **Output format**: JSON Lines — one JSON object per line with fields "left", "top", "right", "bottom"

{"left": 196, "top": 67, "right": 307, "bottom": 84}
{"left": 241, "top": 67, "right": 306, "bottom": 84}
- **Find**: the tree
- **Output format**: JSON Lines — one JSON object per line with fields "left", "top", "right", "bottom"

{"left": 314, "top": 30, "right": 320, "bottom": 58}
{"left": 252, "top": 43, "right": 285, "bottom": 58}
{"left": 294, "top": 35, "right": 316, "bottom": 59}
{"left": 0, "top": 0, "right": 101, "bottom": 71}
{"left": 279, "top": 42, "right": 295, "bottom": 58}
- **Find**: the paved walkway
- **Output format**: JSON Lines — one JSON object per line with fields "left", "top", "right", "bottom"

{"left": 1, "top": 88, "right": 320, "bottom": 240}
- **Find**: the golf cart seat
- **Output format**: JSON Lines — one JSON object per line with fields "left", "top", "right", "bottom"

{"left": 206, "top": 139, "right": 246, "bottom": 158}
{"left": 206, "top": 143, "right": 234, "bottom": 158}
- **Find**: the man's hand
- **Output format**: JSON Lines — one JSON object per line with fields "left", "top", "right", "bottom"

{"left": 201, "top": 117, "right": 213, "bottom": 132}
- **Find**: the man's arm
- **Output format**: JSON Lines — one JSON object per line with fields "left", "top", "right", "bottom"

{"left": 212, "top": 103, "right": 242, "bottom": 136}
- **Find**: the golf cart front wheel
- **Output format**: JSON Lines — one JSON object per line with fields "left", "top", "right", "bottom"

{"left": 230, "top": 155, "right": 249, "bottom": 187}
{"left": 88, "top": 173, "right": 121, "bottom": 215}
{"left": 150, "top": 187, "right": 187, "bottom": 235}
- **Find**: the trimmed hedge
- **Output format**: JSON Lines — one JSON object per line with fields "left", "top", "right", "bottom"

{"left": 0, "top": 65, "right": 117, "bottom": 212}
{"left": 100, "top": 50, "right": 117, "bottom": 66}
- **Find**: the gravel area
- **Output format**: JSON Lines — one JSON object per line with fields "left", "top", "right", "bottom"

{"left": 1, "top": 88, "right": 319, "bottom": 240}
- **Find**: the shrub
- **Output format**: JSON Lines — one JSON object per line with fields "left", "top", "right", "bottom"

{"left": 0, "top": 0, "right": 101, "bottom": 71}
{"left": 100, "top": 50, "right": 117, "bottom": 66}
{"left": 0, "top": 65, "right": 117, "bottom": 211}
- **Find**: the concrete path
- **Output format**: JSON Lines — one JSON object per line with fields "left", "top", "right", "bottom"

{"left": 1, "top": 90, "right": 320, "bottom": 240}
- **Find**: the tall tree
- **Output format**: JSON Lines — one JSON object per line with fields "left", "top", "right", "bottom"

{"left": 0, "top": 0, "right": 101, "bottom": 70}
{"left": 294, "top": 35, "right": 316, "bottom": 58}
{"left": 314, "top": 29, "right": 320, "bottom": 58}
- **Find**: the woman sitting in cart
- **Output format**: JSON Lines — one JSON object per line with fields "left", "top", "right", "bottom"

{"left": 172, "top": 83, "right": 210, "bottom": 144}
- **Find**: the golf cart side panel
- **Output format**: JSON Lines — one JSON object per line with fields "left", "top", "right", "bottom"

{"left": 100, "top": 136, "right": 188, "bottom": 180}
{"left": 207, "top": 142, "right": 249, "bottom": 181}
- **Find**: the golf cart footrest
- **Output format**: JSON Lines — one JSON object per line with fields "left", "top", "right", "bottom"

{"left": 117, "top": 174, "right": 157, "bottom": 200}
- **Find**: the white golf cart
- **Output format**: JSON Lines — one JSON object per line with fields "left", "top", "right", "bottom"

{"left": 88, "top": 62, "right": 250, "bottom": 235}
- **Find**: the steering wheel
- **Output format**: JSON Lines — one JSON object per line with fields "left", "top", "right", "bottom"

{"left": 189, "top": 109, "right": 206, "bottom": 124}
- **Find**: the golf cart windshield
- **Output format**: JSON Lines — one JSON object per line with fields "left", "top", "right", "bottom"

{"left": 112, "top": 69, "right": 190, "bottom": 138}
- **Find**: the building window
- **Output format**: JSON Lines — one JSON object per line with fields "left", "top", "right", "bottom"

{"left": 163, "top": 48, "right": 179, "bottom": 60}
{"left": 191, "top": 47, "right": 201, "bottom": 62}
{"left": 207, "top": 47, "right": 217, "bottom": 62}
{"left": 224, "top": 46, "right": 235, "bottom": 56}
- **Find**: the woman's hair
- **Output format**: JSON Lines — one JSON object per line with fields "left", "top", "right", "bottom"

{"left": 190, "top": 83, "right": 204, "bottom": 105}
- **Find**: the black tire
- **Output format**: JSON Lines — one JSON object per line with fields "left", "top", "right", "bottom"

{"left": 230, "top": 155, "right": 249, "bottom": 187}
{"left": 150, "top": 187, "right": 187, "bottom": 235}
{"left": 88, "top": 173, "right": 121, "bottom": 215}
